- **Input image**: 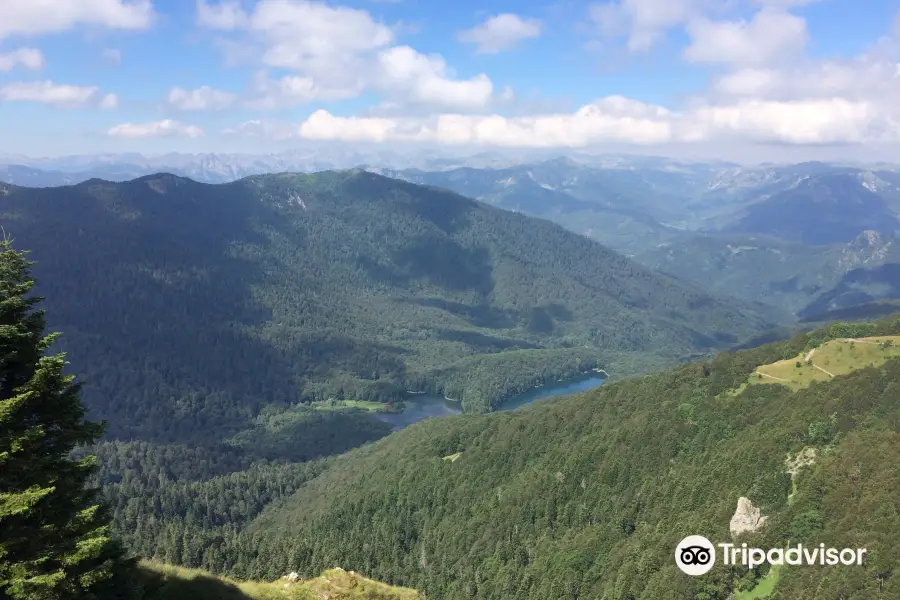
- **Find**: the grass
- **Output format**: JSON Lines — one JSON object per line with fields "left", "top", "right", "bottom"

{"left": 746, "top": 336, "right": 900, "bottom": 392}
{"left": 442, "top": 452, "right": 462, "bottom": 462}
{"left": 139, "top": 562, "right": 421, "bottom": 600}
{"left": 733, "top": 565, "right": 782, "bottom": 600}
{"left": 310, "top": 399, "right": 400, "bottom": 413}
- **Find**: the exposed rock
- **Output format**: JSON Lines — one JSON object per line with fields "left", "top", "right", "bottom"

{"left": 730, "top": 497, "right": 768, "bottom": 538}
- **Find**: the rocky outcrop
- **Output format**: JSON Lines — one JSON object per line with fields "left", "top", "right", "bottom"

{"left": 730, "top": 497, "right": 768, "bottom": 538}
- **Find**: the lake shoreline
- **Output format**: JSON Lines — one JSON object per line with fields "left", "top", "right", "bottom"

{"left": 375, "top": 371, "right": 607, "bottom": 430}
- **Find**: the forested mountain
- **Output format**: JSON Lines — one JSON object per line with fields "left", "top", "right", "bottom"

{"left": 0, "top": 171, "right": 774, "bottom": 453}
{"left": 0, "top": 238, "right": 419, "bottom": 600}
{"left": 90, "top": 315, "right": 900, "bottom": 600}
{"left": 724, "top": 172, "right": 900, "bottom": 244}
{"left": 638, "top": 230, "right": 900, "bottom": 317}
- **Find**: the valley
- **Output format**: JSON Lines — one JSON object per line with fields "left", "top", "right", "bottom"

{"left": 0, "top": 169, "right": 774, "bottom": 459}
{"left": 2, "top": 160, "right": 899, "bottom": 600}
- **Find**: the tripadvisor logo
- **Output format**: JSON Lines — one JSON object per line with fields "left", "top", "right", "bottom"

{"left": 675, "top": 536, "right": 867, "bottom": 576}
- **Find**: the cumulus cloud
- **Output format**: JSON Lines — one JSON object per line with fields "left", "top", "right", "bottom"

{"left": 287, "top": 97, "right": 676, "bottom": 146}
{"left": 375, "top": 46, "right": 494, "bottom": 111}
{"left": 108, "top": 119, "right": 204, "bottom": 139}
{"left": 234, "top": 77, "right": 899, "bottom": 148}
{"left": 0, "top": 0, "right": 154, "bottom": 39}
{"left": 0, "top": 80, "right": 115, "bottom": 107}
{"left": 0, "top": 47, "right": 45, "bottom": 71}
{"left": 167, "top": 85, "right": 237, "bottom": 110}
{"left": 197, "top": 0, "right": 502, "bottom": 112}
{"left": 684, "top": 8, "right": 808, "bottom": 65}
{"left": 588, "top": 0, "right": 718, "bottom": 52}
{"left": 457, "top": 13, "right": 542, "bottom": 54}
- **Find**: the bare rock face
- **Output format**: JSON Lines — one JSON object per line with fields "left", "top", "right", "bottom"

{"left": 730, "top": 497, "right": 768, "bottom": 538}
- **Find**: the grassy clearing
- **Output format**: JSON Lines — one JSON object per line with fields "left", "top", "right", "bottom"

{"left": 442, "top": 452, "right": 462, "bottom": 462}
{"left": 311, "top": 399, "right": 399, "bottom": 413}
{"left": 139, "top": 562, "right": 421, "bottom": 600}
{"left": 733, "top": 566, "right": 782, "bottom": 600}
{"left": 746, "top": 336, "right": 900, "bottom": 392}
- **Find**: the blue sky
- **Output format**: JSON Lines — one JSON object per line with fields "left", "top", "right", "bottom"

{"left": 1, "top": 0, "right": 899, "bottom": 159}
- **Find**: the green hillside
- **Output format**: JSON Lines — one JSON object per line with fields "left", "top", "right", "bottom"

{"left": 0, "top": 171, "right": 775, "bottom": 455}
{"left": 127, "top": 316, "right": 896, "bottom": 600}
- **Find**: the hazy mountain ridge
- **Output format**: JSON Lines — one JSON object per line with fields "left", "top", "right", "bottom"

{"left": 638, "top": 230, "right": 900, "bottom": 316}
{"left": 7, "top": 154, "right": 900, "bottom": 320}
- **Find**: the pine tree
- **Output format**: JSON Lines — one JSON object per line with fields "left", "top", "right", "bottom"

{"left": 0, "top": 241, "right": 134, "bottom": 600}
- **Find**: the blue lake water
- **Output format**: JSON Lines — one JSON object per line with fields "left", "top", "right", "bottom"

{"left": 375, "top": 373, "right": 606, "bottom": 430}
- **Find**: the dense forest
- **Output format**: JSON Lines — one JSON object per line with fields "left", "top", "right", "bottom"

{"left": 88, "top": 315, "right": 900, "bottom": 600}
{"left": 0, "top": 171, "right": 776, "bottom": 456}
{"left": 0, "top": 240, "right": 418, "bottom": 600}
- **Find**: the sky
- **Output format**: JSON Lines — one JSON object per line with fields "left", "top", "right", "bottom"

{"left": 1, "top": 0, "right": 899, "bottom": 161}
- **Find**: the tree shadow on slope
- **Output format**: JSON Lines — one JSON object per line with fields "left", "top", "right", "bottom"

{"left": 138, "top": 565, "right": 251, "bottom": 600}
{"left": 402, "top": 298, "right": 519, "bottom": 329}
{"left": 435, "top": 329, "right": 542, "bottom": 351}
{"left": 358, "top": 237, "right": 495, "bottom": 295}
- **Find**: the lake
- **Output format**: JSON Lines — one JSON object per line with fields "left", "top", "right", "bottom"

{"left": 375, "top": 373, "right": 607, "bottom": 430}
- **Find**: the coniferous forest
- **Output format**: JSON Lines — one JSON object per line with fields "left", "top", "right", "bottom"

{"left": 1, "top": 172, "right": 898, "bottom": 600}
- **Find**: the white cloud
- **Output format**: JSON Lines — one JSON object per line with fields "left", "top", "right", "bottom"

{"left": 457, "top": 13, "right": 542, "bottom": 54}
{"left": 107, "top": 119, "right": 205, "bottom": 139}
{"left": 0, "top": 0, "right": 154, "bottom": 39}
{"left": 167, "top": 85, "right": 237, "bottom": 110}
{"left": 102, "top": 48, "right": 122, "bottom": 65}
{"left": 684, "top": 8, "right": 808, "bottom": 65}
{"left": 198, "top": 0, "right": 502, "bottom": 112}
{"left": 299, "top": 110, "right": 406, "bottom": 142}
{"left": 290, "top": 97, "right": 675, "bottom": 146}
{"left": 683, "top": 99, "right": 884, "bottom": 144}
{"left": 375, "top": 46, "right": 494, "bottom": 112}
{"left": 0, "top": 47, "right": 45, "bottom": 71}
{"left": 243, "top": 82, "right": 899, "bottom": 148}
{"left": 0, "top": 80, "right": 114, "bottom": 107}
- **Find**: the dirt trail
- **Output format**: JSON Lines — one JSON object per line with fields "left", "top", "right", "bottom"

{"left": 805, "top": 348, "right": 816, "bottom": 362}
{"left": 758, "top": 372, "right": 790, "bottom": 383}
{"left": 842, "top": 338, "right": 879, "bottom": 345}
{"left": 812, "top": 364, "right": 835, "bottom": 377}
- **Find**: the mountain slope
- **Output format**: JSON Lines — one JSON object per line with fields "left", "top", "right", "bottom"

{"left": 723, "top": 172, "right": 900, "bottom": 244}
{"left": 210, "top": 316, "right": 898, "bottom": 600}
{"left": 637, "top": 230, "right": 900, "bottom": 315}
{"left": 0, "top": 171, "right": 775, "bottom": 449}
{"left": 370, "top": 163, "right": 688, "bottom": 255}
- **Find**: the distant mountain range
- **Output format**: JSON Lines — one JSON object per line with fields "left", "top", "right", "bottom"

{"left": 638, "top": 230, "right": 900, "bottom": 318}
{"left": 4, "top": 153, "right": 900, "bottom": 320}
